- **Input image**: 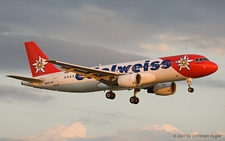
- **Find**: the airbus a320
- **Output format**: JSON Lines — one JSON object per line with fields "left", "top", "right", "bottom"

{"left": 7, "top": 41, "right": 218, "bottom": 104}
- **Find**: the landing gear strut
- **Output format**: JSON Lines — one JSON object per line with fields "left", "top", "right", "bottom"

{"left": 186, "top": 78, "right": 194, "bottom": 93}
{"left": 129, "top": 88, "right": 140, "bottom": 104}
{"left": 106, "top": 91, "right": 116, "bottom": 100}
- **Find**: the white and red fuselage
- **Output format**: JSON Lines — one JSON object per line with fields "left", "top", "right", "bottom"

{"left": 8, "top": 41, "right": 218, "bottom": 104}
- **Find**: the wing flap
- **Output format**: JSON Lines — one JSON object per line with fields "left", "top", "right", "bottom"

{"left": 7, "top": 75, "right": 43, "bottom": 83}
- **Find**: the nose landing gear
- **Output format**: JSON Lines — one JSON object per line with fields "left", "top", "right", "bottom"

{"left": 186, "top": 78, "right": 194, "bottom": 93}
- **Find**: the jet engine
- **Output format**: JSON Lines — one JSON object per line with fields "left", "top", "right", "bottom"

{"left": 117, "top": 73, "right": 141, "bottom": 88}
{"left": 147, "top": 82, "right": 176, "bottom": 96}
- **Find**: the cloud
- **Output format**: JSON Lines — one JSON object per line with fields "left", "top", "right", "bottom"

{"left": 139, "top": 43, "right": 171, "bottom": 52}
{"left": 12, "top": 122, "right": 86, "bottom": 141}
{"left": 197, "top": 37, "right": 225, "bottom": 55}
{"left": 0, "top": 36, "right": 145, "bottom": 74}
{"left": 141, "top": 124, "right": 181, "bottom": 134}
{"left": 193, "top": 78, "right": 225, "bottom": 88}
{"left": 0, "top": 2, "right": 224, "bottom": 141}
{"left": 4, "top": 123, "right": 225, "bottom": 141}
{"left": 1, "top": 0, "right": 225, "bottom": 70}
{"left": 0, "top": 1, "right": 144, "bottom": 48}
{"left": 0, "top": 85, "right": 54, "bottom": 103}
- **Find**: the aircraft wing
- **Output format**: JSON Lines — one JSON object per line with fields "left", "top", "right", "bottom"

{"left": 7, "top": 75, "right": 43, "bottom": 83}
{"left": 47, "top": 60, "right": 119, "bottom": 81}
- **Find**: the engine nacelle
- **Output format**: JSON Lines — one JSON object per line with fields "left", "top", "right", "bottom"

{"left": 117, "top": 73, "right": 141, "bottom": 88}
{"left": 139, "top": 72, "right": 156, "bottom": 85}
{"left": 147, "top": 82, "right": 176, "bottom": 96}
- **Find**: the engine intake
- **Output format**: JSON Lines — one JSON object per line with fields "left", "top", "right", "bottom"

{"left": 117, "top": 73, "right": 141, "bottom": 88}
{"left": 147, "top": 82, "right": 176, "bottom": 96}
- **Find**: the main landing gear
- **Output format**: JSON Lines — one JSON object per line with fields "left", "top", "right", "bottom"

{"left": 129, "top": 88, "right": 140, "bottom": 104}
{"left": 105, "top": 88, "right": 141, "bottom": 104}
{"left": 186, "top": 78, "right": 194, "bottom": 93}
{"left": 105, "top": 91, "right": 116, "bottom": 100}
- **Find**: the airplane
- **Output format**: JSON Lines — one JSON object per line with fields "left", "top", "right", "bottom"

{"left": 7, "top": 41, "right": 218, "bottom": 104}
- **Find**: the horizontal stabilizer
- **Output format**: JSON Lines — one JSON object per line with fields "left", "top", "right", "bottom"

{"left": 7, "top": 75, "right": 43, "bottom": 83}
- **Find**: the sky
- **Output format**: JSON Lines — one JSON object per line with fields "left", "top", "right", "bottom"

{"left": 0, "top": 0, "right": 225, "bottom": 141}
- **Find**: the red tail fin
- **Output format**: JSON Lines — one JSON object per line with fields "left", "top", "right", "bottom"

{"left": 25, "top": 41, "right": 60, "bottom": 77}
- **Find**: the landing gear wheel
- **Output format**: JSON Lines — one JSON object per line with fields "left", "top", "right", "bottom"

{"left": 106, "top": 92, "right": 111, "bottom": 99}
{"left": 106, "top": 92, "right": 116, "bottom": 100}
{"left": 110, "top": 92, "right": 116, "bottom": 99}
{"left": 129, "top": 96, "right": 139, "bottom": 104}
{"left": 188, "top": 87, "right": 194, "bottom": 93}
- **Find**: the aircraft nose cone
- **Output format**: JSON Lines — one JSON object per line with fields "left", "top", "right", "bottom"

{"left": 208, "top": 62, "right": 218, "bottom": 74}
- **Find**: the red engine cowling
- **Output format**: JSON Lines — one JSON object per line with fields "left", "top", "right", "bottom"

{"left": 147, "top": 82, "right": 176, "bottom": 96}
{"left": 117, "top": 73, "right": 141, "bottom": 88}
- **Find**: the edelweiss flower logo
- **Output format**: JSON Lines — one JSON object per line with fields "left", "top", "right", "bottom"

{"left": 176, "top": 55, "right": 193, "bottom": 71}
{"left": 32, "top": 56, "right": 48, "bottom": 73}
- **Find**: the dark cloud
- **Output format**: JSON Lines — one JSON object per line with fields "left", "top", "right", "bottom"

{"left": 0, "top": 36, "right": 30, "bottom": 72}
{"left": 37, "top": 38, "right": 145, "bottom": 66}
{"left": 1, "top": 0, "right": 225, "bottom": 60}
{"left": 0, "top": 1, "right": 224, "bottom": 140}
{"left": 85, "top": 0, "right": 225, "bottom": 29}
{"left": 0, "top": 34, "right": 145, "bottom": 73}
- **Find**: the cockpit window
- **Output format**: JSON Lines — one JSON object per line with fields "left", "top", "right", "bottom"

{"left": 204, "top": 58, "right": 209, "bottom": 61}
{"left": 195, "top": 58, "right": 209, "bottom": 62}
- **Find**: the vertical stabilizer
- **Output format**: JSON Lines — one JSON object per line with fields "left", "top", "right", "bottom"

{"left": 25, "top": 41, "right": 60, "bottom": 77}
